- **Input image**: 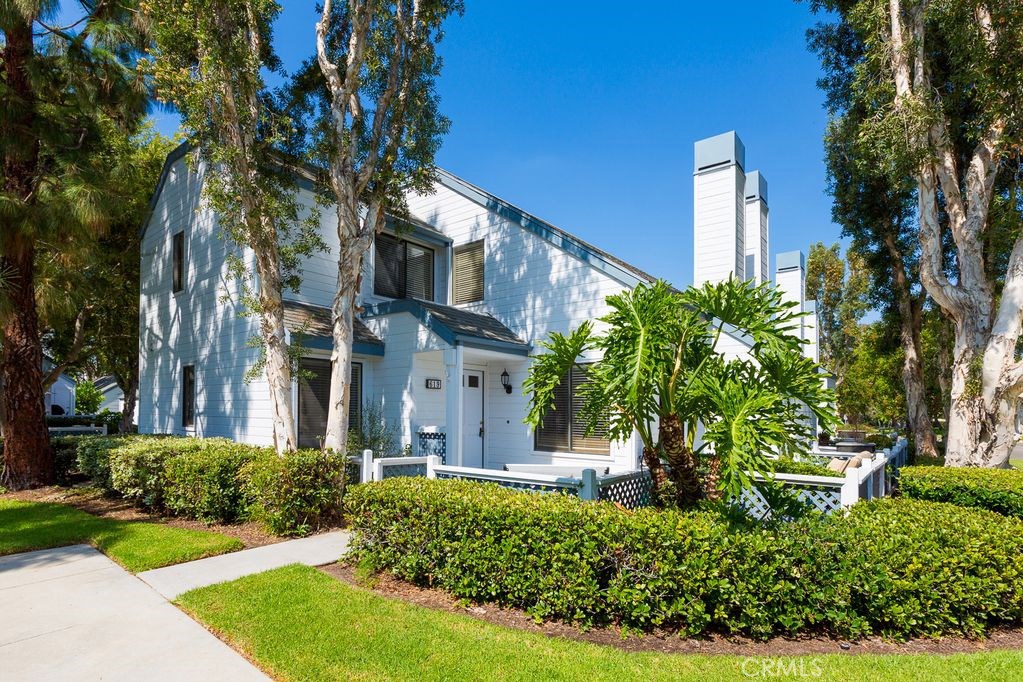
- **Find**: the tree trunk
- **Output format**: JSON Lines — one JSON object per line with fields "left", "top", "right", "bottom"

{"left": 936, "top": 318, "right": 952, "bottom": 427}
{"left": 659, "top": 413, "right": 702, "bottom": 506}
{"left": 1, "top": 246, "right": 54, "bottom": 489}
{"left": 323, "top": 240, "right": 364, "bottom": 454}
{"left": 254, "top": 247, "right": 297, "bottom": 454}
{"left": 884, "top": 234, "right": 939, "bottom": 459}
{"left": 118, "top": 373, "right": 138, "bottom": 434}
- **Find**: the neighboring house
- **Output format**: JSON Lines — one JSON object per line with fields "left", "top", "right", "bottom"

{"left": 42, "top": 357, "right": 76, "bottom": 416}
{"left": 95, "top": 376, "right": 128, "bottom": 413}
{"left": 137, "top": 132, "right": 817, "bottom": 472}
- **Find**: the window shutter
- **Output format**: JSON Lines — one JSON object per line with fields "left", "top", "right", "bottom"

{"left": 453, "top": 240, "right": 485, "bottom": 304}
{"left": 570, "top": 365, "right": 609, "bottom": 454}
{"left": 374, "top": 234, "right": 404, "bottom": 298}
{"left": 534, "top": 373, "right": 571, "bottom": 451}
{"left": 405, "top": 242, "right": 434, "bottom": 300}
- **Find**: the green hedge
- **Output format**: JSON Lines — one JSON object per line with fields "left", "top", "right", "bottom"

{"left": 348, "top": 479, "right": 1023, "bottom": 640}
{"left": 900, "top": 466, "right": 1023, "bottom": 518}
{"left": 66, "top": 434, "right": 350, "bottom": 534}
{"left": 241, "top": 450, "right": 349, "bottom": 536}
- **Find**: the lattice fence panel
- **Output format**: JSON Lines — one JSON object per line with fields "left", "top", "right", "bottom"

{"left": 434, "top": 472, "right": 579, "bottom": 495}
{"left": 418, "top": 432, "right": 447, "bottom": 464}
{"left": 380, "top": 463, "right": 428, "bottom": 479}
{"left": 739, "top": 484, "right": 844, "bottom": 520}
{"left": 597, "top": 471, "right": 653, "bottom": 509}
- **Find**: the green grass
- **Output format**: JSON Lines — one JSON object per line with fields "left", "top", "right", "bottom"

{"left": 178, "top": 565, "right": 1023, "bottom": 682}
{"left": 0, "top": 499, "right": 242, "bottom": 572}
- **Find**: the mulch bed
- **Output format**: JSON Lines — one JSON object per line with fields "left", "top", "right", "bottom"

{"left": 321, "top": 563, "right": 1023, "bottom": 656}
{"left": 4, "top": 485, "right": 279, "bottom": 549}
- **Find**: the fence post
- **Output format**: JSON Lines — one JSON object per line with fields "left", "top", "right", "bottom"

{"left": 360, "top": 449, "right": 374, "bottom": 483}
{"left": 579, "top": 469, "right": 598, "bottom": 501}
{"left": 426, "top": 455, "right": 440, "bottom": 479}
{"left": 840, "top": 467, "right": 859, "bottom": 508}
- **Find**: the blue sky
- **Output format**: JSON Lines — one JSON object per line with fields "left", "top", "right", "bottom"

{"left": 149, "top": 2, "right": 839, "bottom": 289}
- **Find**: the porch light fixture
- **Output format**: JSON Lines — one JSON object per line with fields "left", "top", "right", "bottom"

{"left": 500, "top": 369, "right": 512, "bottom": 394}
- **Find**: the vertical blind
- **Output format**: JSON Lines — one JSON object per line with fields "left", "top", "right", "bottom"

{"left": 297, "top": 359, "right": 362, "bottom": 449}
{"left": 172, "top": 231, "right": 185, "bottom": 293}
{"left": 452, "top": 240, "right": 485, "bottom": 304}
{"left": 374, "top": 233, "right": 434, "bottom": 300}
{"left": 534, "top": 364, "right": 609, "bottom": 454}
{"left": 181, "top": 365, "right": 195, "bottom": 428}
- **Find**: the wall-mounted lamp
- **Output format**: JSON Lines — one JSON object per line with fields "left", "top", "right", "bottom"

{"left": 500, "top": 369, "right": 512, "bottom": 395}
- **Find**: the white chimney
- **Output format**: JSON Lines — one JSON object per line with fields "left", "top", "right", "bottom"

{"left": 775, "top": 250, "right": 819, "bottom": 361}
{"left": 744, "top": 171, "right": 769, "bottom": 285}
{"left": 693, "top": 131, "right": 746, "bottom": 286}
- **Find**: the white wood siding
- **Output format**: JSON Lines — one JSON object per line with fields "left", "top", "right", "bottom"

{"left": 694, "top": 165, "right": 745, "bottom": 286}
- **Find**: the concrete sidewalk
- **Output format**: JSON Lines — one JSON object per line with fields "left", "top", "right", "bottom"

{"left": 139, "top": 530, "right": 350, "bottom": 599}
{"left": 0, "top": 545, "right": 268, "bottom": 682}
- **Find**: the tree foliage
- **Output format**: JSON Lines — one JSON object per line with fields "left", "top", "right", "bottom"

{"left": 805, "top": 241, "right": 869, "bottom": 388}
{"left": 525, "top": 279, "right": 837, "bottom": 506}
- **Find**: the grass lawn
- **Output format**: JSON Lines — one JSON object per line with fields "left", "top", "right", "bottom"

{"left": 0, "top": 499, "right": 242, "bottom": 572}
{"left": 179, "top": 565, "right": 1023, "bottom": 682}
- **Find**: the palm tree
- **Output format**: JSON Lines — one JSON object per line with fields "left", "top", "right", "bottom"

{"left": 1, "top": 4, "right": 149, "bottom": 489}
{"left": 525, "top": 278, "right": 838, "bottom": 507}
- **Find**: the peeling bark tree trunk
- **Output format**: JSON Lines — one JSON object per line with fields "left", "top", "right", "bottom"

{"left": 887, "top": 0, "right": 1019, "bottom": 468}
{"left": 884, "top": 235, "right": 939, "bottom": 459}
{"left": 1, "top": 246, "right": 54, "bottom": 489}
{"left": 253, "top": 245, "right": 297, "bottom": 454}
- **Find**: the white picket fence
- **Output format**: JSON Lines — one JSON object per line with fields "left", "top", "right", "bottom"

{"left": 352, "top": 438, "right": 909, "bottom": 516}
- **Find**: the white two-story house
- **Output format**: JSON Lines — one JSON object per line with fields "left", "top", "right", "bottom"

{"left": 137, "top": 132, "right": 814, "bottom": 472}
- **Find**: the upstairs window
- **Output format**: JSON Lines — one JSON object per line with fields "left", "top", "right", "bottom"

{"left": 172, "top": 231, "right": 185, "bottom": 293}
{"left": 182, "top": 365, "right": 195, "bottom": 428}
{"left": 534, "top": 364, "right": 610, "bottom": 455}
{"left": 374, "top": 233, "right": 434, "bottom": 300}
{"left": 453, "top": 240, "right": 485, "bottom": 304}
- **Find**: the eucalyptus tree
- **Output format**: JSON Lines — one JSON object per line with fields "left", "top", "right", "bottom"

{"left": 143, "top": 0, "right": 323, "bottom": 453}
{"left": 525, "top": 279, "right": 837, "bottom": 507}
{"left": 804, "top": 241, "right": 870, "bottom": 391}
{"left": 1, "top": 3, "right": 149, "bottom": 488}
{"left": 809, "top": 1, "right": 1023, "bottom": 467}
{"left": 311, "top": 0, "right": 461, "bottom": 453}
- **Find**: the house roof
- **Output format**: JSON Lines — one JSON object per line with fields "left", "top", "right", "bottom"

{"left": 94, "top": 376, "right": 120, "bottom": 392}
{"left": 282, "top": 300, "right": 385, "bottom": 356}
{"left": 142, "top": 143, "right": 660, "bottom": 291}
{"left": 434, "top": 168, "right": 658, "bottom": 288}
{"left": 365, "top": 298, "right": 530, "bottom": 355}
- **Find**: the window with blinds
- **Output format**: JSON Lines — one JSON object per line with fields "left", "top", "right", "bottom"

{"left": 297, "top": 359, "right": 362, "bottom": 449}
{"left": 452, "top": 240, "right": 484, "bottom": 304}
{"left": 172, "top": 231, "right": 185, "bottom": 293}
{"left": 374, "top": 233, "right": 434, "bottom": 300}
{"left": 181, "top": 365, "right": 195, "bottom": 428}
{"left": 534, "top": 364, "right": 610, "bottom": 455}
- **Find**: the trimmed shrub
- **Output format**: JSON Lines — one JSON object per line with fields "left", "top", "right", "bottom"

{"left": 108, "top": 437, "right": 208, "bottom": 510}
{"left": 75, "top": 435, "right": 137, "bottom": 490}
{"left": 163, "top": 442, "right": 261, "bottom": 523}
{"left": 770, "top": 457, "right": 843, "bottom": 478}
{"left": 900, "top": 466, "right": 1023, "bottom": 518}
{"left": 348, "top": 479, "right": 1023, "bottom": 640}
{"left": 52, "top": 436, "right": 80, "bottom": 486}
{"left": 864, "top": 433, "right": 895, "bottom": 451}
{"left": 241, "top": 450, "right": 348, "bottom": 536}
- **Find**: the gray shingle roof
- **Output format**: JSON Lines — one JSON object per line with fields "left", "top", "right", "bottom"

{"left": 364, "top": 298, "right": 529, "bottom": 352}
{"left": 282, "top": 300, "right": 384, "bottom": 348}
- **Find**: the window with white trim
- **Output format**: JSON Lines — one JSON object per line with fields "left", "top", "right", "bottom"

{"left": 452, "top": 240, "right": 484, "bottom": 304}
{"left": 374, "top": 233, "right": 434, "bottom": 300}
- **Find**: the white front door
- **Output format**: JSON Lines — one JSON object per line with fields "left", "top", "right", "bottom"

{"left": 461, "top": 370, "right": 484, "bottom": 468}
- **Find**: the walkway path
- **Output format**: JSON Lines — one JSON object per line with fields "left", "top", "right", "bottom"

{"left": 139, "top": 530, "right": 350, "bottom": 599}
{"left": 0, "top": 545, "right": 268, "bottom": 682}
